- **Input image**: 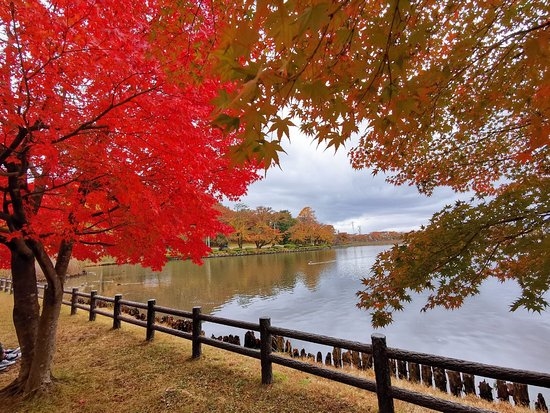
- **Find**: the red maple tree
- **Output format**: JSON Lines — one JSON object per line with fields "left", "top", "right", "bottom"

{"left": 0, "top": 0, "right": 259, "bottom": 395}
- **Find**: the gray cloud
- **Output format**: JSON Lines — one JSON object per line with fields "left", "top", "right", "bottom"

{"left": 226, "top": 136, "right": 465, "bottom": 234}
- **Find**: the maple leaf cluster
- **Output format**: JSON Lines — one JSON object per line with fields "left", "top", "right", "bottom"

{"left": 0, "top": 0, "right": 260, "bottom": 270}
{"left": 211, "top": 0, "right": 549, "bottom": 194}
{"left": 202, "top": 0, "right": 549, "bottom": 325}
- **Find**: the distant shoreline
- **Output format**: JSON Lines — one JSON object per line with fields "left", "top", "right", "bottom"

{"left": 67, "top": 240, "right": 401, "bottom": 274}
{"left": 202, "top": 239, "right": 401, "bottom": 259}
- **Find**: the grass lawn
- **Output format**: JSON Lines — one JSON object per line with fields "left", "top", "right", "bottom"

{"left": 0, "top": 292, "right": 531, "bottom": 413}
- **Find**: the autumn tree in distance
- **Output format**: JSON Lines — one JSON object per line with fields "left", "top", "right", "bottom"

{"left": 0, "top": 0, "right": 259, "bottom": 395}
{"left": 206, "top": 0, "right": 549, "bottom": 326}
{"left": 290, "top": 207, "right": 335, "bottom": 246}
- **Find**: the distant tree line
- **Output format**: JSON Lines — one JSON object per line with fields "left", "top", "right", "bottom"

{"left": 214, "top": 204, "right": 403, "bottom": 250}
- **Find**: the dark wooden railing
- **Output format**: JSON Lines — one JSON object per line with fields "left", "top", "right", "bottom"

{"left": 1, "top": 278, "right": 549, "bottom": 413}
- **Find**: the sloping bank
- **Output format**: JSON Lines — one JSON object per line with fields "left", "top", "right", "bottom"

{"left": 0, "top": 292, "right": 382, "bottom": 413}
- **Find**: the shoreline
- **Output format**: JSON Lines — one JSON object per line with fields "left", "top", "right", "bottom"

{"left": 86, "top": 240, "right": 402, "bottom": 267}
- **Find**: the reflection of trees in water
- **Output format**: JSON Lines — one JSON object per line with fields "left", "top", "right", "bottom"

{"left": 301, "top": 250, "right": 337, "bottom": 290}
{"left": 67, "top": 249, "right": 338, "bottom": 313}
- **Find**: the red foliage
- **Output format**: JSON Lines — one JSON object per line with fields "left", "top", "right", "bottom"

{"left": 0, "top": 0, "right": 260, "bottom": 270}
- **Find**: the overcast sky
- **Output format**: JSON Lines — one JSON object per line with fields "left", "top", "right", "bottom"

{"left": 225, "top": 134, "right": 467, "bottom": 234}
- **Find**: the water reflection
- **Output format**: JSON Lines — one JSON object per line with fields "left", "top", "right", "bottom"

{"left": 68, "top": 248, "right": 337, "bottom": 313}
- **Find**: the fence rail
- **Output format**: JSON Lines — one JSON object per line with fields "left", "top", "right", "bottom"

{"left": 1, "top": 278, "right": 549, "bottom": 413}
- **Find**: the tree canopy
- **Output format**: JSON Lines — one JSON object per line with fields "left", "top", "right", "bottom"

{"left": 1, "top": 0, "right": 259, "bottom": 269}
{"left": 289, "top": 207, "right": 335, "bottom": 246}
{"left": 205, "top": 0, "right": 549, "bottom": 325}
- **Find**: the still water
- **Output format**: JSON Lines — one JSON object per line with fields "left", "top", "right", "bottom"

{"left": 66, "top": 245, "right": 550, "bottom": 395}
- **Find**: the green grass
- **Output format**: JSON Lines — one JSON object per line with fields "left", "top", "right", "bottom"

{"left": 0, "top": 293, "right": 531, "bottom": 413}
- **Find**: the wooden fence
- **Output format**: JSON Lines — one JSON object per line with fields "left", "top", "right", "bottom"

{"left": 1, "top": 278, "right": 549, "bottom": 413}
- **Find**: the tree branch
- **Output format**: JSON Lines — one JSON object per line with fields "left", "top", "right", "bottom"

{"left": 52, "top": 86, "right": 158, "bottom": 144}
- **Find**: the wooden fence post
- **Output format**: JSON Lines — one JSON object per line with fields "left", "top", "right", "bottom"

{"left": 192, "top": 306, "right": 202, "bottom": 358}
{"left": 372, "top": 333, "right": 395, "bottom": 413}
{"left": 89, "top": 290, "right": 97, "bottom": 321}
{"left": 409, "top": 362, "right": 420, "bottom": 382}
{"left": 422, "top": 364, "right": 433, "bottom": 387}
{"left": 113, "top": 294, "right": 122, "bottom": 329}
{"left": 146, "top": 299, "right": 156, "bottom": 341}
{"left": 260, "top": 317, "right": 273, "bottom": 385}
{"left": 70, "top": 287, "right": 78, "bottom": 315}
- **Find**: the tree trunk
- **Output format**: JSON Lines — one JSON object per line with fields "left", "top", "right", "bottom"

{"left": 22, "top": 239, "right": 68, "bottom": 395}
{"left": 24, "top": 278, "right": 63, "bottom": 394}
{"left": 2, "top": 239, "right": 67, "bottom": 397}
{"left": 3, "top": 243, "right": 40, "bottom": 395}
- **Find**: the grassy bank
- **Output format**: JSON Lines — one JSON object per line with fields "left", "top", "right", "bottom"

{"left": 0, "top": 293, "right": 530, "bottom": 413}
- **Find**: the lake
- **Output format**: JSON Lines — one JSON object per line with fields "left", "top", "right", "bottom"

{"left": 66, "top": 245, "right": 550, "bottom": 401}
